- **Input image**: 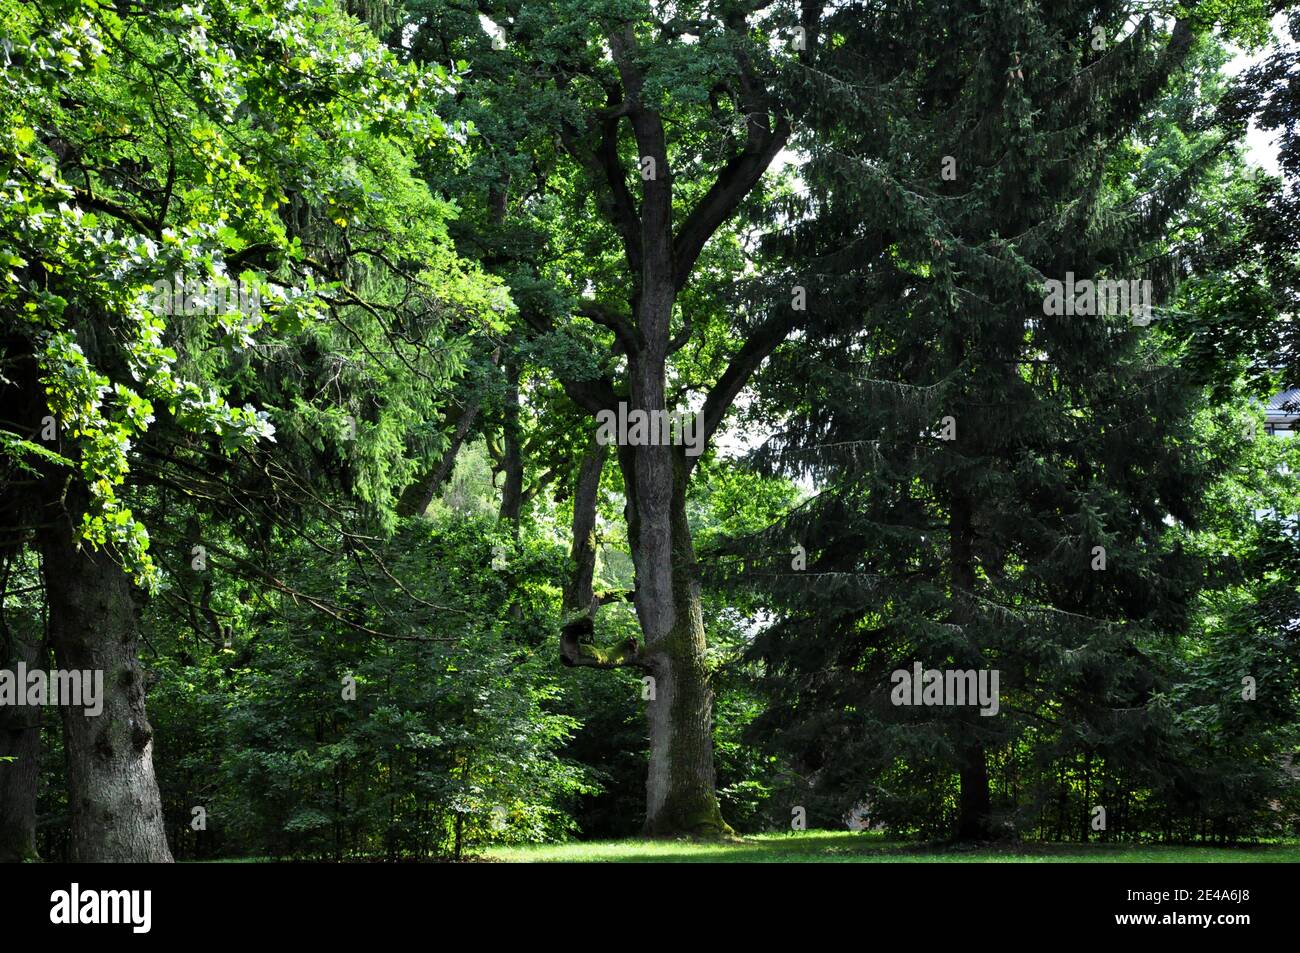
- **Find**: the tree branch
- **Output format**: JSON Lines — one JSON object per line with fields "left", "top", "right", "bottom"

{"left": 694, "top": 310, "right": 798, "bottom": 470}
{"left": 608, "top": 22, "right": 674, "bottom": 331}
{"left": 672, "top": 5, "right": 803, "bottom": 291}
{"left": 520, "top": 310, "right": 623, "bottom": 416}
{"left": 556, "top": 82, "right": 644, "bottom": 276}
{"left": 577, "top": 301, "right": 641, "bottom": 354}
{"left": 559, "top": 615, "right": 647, "bottom": 670}
{"left": 672, "top": 114, "right": 789, "bottom": 292}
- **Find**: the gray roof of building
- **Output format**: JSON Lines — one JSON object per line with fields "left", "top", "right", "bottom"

{"left": 1268, "top": 388, "right": 1299, "bottom": 411}
{"left": 1266, "top": 388, "right": 1299, "bottom": 424}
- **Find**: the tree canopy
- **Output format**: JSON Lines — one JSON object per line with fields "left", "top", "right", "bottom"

{"left": 1, "top": 0, "right": 1298, "bottom": 862}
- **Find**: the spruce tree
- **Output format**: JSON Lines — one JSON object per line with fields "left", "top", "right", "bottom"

{"left": 729, "top": 1, "right": 1265, "bottom": 839}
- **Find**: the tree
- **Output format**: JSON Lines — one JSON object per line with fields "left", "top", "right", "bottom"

{"left": 727, "top": 1, "right": 1271, "bottom": 839}
{"left": 1208, "top": 6, "right": 1300, "bottom": 391}
{"left": 395, "top": 0, "right": 825, "bottom": 835}
{"left": 0, "top": 0, "right": 498, "bottom": 859}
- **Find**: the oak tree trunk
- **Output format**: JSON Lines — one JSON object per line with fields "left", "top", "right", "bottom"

{"left": 620, "top": 349, "right": 729, "bottom": 837}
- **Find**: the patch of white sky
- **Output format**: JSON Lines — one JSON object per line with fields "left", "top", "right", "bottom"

{"left": 1229, "top": 12, "right": 1295, "bottom": 178}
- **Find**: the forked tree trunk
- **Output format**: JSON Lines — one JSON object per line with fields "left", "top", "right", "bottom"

{"left": 38, "top": 485, "right": 173, "bottom": 862}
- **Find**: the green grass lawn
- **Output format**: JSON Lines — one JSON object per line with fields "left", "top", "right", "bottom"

{"left": 486, "top": 831, "right": 1300, "bottom": 863}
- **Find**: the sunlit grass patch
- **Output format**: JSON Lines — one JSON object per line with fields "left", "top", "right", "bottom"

{"left": 486, "top": 831, "right": 1300, "bottom": 864}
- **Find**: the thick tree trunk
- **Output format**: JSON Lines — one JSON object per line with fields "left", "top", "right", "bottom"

{"left": 0, "top": 625, "right": 45, "bottom": 862}
{"left": 603, "top": 432, "right": 734, "bottom": 836}
{"left": 38, "top": 486, "right": 173, "bottom": 862}
{"left": 639, "top": 485, "right": 728, "bottom": 837}
{"left": 620, "top": 349, "right": 730, "bottom": 837}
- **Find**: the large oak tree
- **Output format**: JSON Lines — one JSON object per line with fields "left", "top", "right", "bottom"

{"left": 398, "top": 0, "right": 823, "bottom": 834}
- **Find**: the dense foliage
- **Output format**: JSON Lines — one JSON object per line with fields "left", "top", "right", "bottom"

{"left": 1, "top": 0, "right": 1297, "bottom": 861}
